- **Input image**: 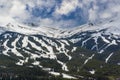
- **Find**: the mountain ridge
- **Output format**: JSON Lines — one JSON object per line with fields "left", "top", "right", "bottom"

{"left": 0, "top": 18, "right": 120, "bottom": 79}
{"left": 1, "top": 16, "right": 120, "bottom": 39}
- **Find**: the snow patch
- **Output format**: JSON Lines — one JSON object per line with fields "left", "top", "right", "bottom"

{"left": 57, "top": 60, "right": 69, "bottom": 71}
{"left": 49, "top": 71, "right": 60, "bottom": 76}
{"left": 105, "top": 53, "right": 114, "bottom": 63}
{"left": 71, "top": 47, "right": 77, "bottom": 52}
{"left": 62, "top": 73, "right": 77, "bottom": 79}
{"left": 89, "top": 69, "right": 95, "bottom": 74}
{"left": 84, "top": 54, "right": 95, "bottom": 64}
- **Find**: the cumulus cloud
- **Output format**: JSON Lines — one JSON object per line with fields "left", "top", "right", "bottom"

{"left": 88, "top": 2, "right": 99, "bottom": 22}
{"left": 10, "top": 1, "right": 30, "bottom": 20}
{"left": 100, "top": 12, "right": 112, "bottom": 19}
{"left": 55, "top": 0, "right": 79, "bottom": 15}
{"left": 0, "top": 0, "right": 30, "bottom": 25}
{"left": 0, "top": 0, "right": 120, "bottom": 28}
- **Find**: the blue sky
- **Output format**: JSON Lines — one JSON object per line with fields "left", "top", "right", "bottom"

{"left": 0, "top": 0, "right": 120, "bottom": 28}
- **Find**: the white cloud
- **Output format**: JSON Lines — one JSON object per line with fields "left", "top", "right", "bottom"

{"left": 0, "top": 0, "right": 120, "bottom": 28}
{"left": 0, "top": 0, "right": 57, "bottom": 25}
{"left": 10, "top": 1, "right": 30, "bottom": 20}
{"left": 55, "top": 0, "right": 79, "bottom": 15}
{"left": 99, "top": 0, "right": 120, "bottom": 20}
{"left": 0, "top": 0, "right": 30, "bottom": 25}
{"left": 88, "top": 1, "right": 99, "bottom": 22}
{"left": 88, "top": 9, "right": 97, "bottom": 22}
{"left": 100, "top": 12, "right": 112, "bottom": 19}
{"left": 38, "top": 18, "right": 78, "bottom": 28}
{"left": 0, "top": 16, "right": 15, "bottom": 25}
{"left": 111, "top": 5, "right": 120, "bottom": 14}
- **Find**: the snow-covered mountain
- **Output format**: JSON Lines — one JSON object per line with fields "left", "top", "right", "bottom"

{"left": 1, "top": 17, "right": 120, "bottom": 38}
{"left": 0, "top": 18, "right": 120, "bottom": 79}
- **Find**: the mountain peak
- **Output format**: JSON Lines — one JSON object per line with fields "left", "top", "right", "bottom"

{"left": 0, "top": 17, "right": 120, "bottom": 39}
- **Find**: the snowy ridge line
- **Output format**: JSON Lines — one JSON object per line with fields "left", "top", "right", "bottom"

{"left": 1, "top": 17, "right": 120, "bottom": 38}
